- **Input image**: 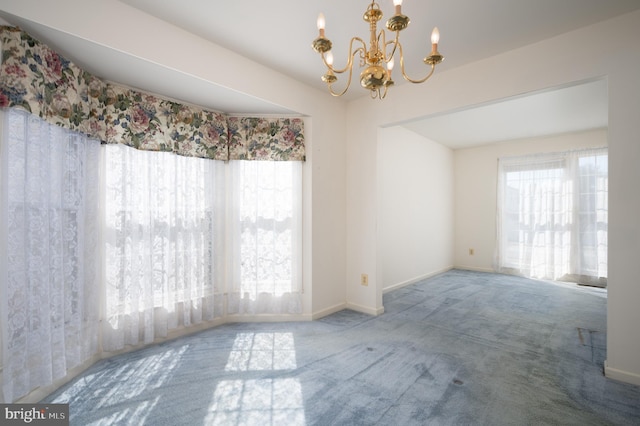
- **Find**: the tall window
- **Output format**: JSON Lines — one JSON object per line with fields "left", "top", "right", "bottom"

{"left": 102, "top": 148, "right": 303, "bottom": 352}
{"left": 0, "top": 109, "right": 101, "bottom": 402}
{"left": 496, "top": 148, "right": 608, "bottom": 285}
{"left": 228, "top": 161, "right": 303, "bottom": 315}
{"left": 102, "top": 144, "right": 226, "bottom": 351}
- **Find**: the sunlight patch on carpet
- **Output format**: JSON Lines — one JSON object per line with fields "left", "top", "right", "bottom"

{"left": 208, "top": 332, "right": 305, "bottom": 424}
{"left": 225, "top": 332, "right": 297, "bottom": 371}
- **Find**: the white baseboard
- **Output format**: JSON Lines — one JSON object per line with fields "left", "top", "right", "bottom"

{"left": 454, "top": 265, "right": 495, "bottom": 273}
{"left": 311, "top": 302, "right": 347, "bottom": 320}
{"left": 382, "top": 266, "right": 454, "bottom": 294}
{"left": 605, "top": 361, "right": 640, "bottom": 386}
{"left": 225, "top": 313, "right": 313, "bottom": 323}
{"left": 346, "top": 302, "right": 384, "bottom": 316}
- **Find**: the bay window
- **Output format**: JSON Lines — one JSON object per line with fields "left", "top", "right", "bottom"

{"left": 0, "top": 26, "right": 305, "bottom": 402}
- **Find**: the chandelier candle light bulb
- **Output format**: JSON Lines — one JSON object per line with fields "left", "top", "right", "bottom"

{"left": 317, "top": 13, "right": 326, "bottom": 38}
{"left": 393, "top": 0, "right": 403, "bottom": 15}
{"left": 431, "top": 27, "right": 440, "bottom": 52}
{"left": 311, "top": 0, "right": 444, "bottom": 99}
{"left": 326, "top": 51, "right": 334, "bottom": 66}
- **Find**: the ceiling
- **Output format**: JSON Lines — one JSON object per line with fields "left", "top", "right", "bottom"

{"left": 1, "top": 0, "right": 637, "bottom": 147}
{"left": 402, "top": 78, "right": 609, "bottom": 149}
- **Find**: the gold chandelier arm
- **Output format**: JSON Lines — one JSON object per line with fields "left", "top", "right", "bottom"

{"left": 378, "top": 29, "right": 393, "bottom": 66}
{"left": 326, "top": 53, "right": 358, "bottom": 97}
{"left": 327, "top": 82, "right": 351, "bottom": 97}
{"left": 322, "top": 37, "right": 367, "bottom": 74}
{"left": 380, "top": 83, "right": 391, "bottom": 100}
{"left": 384, "top": 33, "right": 399, "bottom": 64}
{"left": 396, "top": 41, "right": 437, "bottom": 84}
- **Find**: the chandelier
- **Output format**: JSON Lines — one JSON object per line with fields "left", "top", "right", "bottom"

{"left": 311, "top": 0, "right": 443, "bottom": 100}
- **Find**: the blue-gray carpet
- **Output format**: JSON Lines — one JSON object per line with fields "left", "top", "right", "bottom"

{"left": 43, "top": 270, "right": 640, "bottom": 425}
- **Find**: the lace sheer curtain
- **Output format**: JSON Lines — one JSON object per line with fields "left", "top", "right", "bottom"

{"left": 228, "top": 161, "right": 303, "bottom": 315}
{"left": 0, "top": 26, "right": 306, "bottom": 402}
{"left": 0, "top": 109, "right": 101, "bottom": 402}
{"left": 102, "top": 144, "right": 226, "bottom": 352}
{"left": 496, "top": 148, "right": 608, "bottom": 284}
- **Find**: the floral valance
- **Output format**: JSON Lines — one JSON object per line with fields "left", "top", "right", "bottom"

{"left": 0, "top": 26, "right": 304, "bottom": 161}
{"left": 228, "top": 117, "right": 305, "bottom": 161}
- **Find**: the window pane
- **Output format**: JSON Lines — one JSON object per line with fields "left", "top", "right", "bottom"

{"left": 230, "top": 161, "right": 303, "bottom": 314}
{"left": 498, "top": 149, "right": 607, "bottom": 284}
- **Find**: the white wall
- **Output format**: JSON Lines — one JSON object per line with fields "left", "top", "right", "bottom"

{"left": 606, "top": 44, "right": 640, "bottom": 386}
{"left": 378, "top": 127, "right": 454, "bottom": 291}
{"left": 454, "top": 128, "right": 608, "bottom": 272}
{"left": 345, "top": 10, "right": 640, "bottom": 385}
{"left": 307, "top": 111, "right": 348, "bottom": 318}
